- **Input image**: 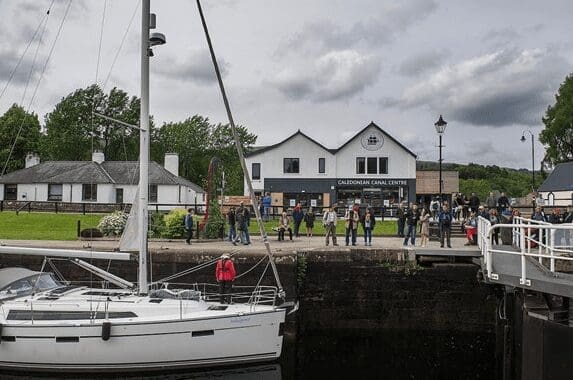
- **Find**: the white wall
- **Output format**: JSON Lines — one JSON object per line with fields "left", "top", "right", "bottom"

{"left": 540, "top": 191, "right": 573, "bottom": 207}
{"left": 335, "top": 125, "right": 416, "bottom": 178}
{"left": 244, "top": 133, "right": 335, "bottom": 194}
{"left": 17, "top": 184, "right": 46, "bottom": 201}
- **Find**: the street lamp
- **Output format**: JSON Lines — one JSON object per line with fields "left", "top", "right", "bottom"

{"left": 434, "top": 115, "right": 448, "bottom": 204}
{"left": 520, "top": 130, "right": 535, "bottom": 192}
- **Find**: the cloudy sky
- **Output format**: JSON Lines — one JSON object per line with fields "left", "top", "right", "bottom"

{"left": 1, "top": 0, "right": 572, "bottom": 170}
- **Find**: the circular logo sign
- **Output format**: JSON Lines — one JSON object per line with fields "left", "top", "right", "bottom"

{"left": 360, "top": 131, "right": 384, "bottom": 151}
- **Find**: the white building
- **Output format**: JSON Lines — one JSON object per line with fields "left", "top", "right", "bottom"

{"left": 245, "top": 122, "right": 417, "bottom": 211}
{"left": 0, "top": 152, "right": 205, "bottom": 207}
{"left": 538, "top": 161, "right": 573, "bottom": 206}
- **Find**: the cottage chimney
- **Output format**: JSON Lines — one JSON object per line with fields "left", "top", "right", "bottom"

{"left": 92, "top": 151, "right": 105, "bottom": 164}
{"left": 164, "top": 153, "right": 179, "bottom": 176}
{"left": 25, "top": 153, "right": 40, "bottom": 168}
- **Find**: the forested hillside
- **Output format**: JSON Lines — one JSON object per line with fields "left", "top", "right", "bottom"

{"left": 417, "top": 161, "right": 546, "bottom": 200}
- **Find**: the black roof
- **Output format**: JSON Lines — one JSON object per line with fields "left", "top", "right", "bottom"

{"left": 245, "top": 122, "right": 416, "bottom": 158}
{"left": 0, "top": 160, "right": 204, "bottom": 192}
{"left": 538, "top": 161, "right": 573, "bottom": 192}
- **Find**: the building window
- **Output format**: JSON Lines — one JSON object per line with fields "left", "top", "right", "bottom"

{"left": 356, "top": 157, "right": 366, "bottom": 174}
{"left": 82, "top": 184, "right": 97, "bottom": 201}
{"left": 379, "top": 157, "right": 388, "bottom": 174}
{"left": 283, "top": 158, "right": 300, "bottom": 174}
{"left": 318, "top": 158, "right": 325, "bottom": 174}
{"left": 48, "top": 184, "right": 63, "bottom": 201}
{"left": 149, "top": 185, "right": 158, "bottom": 202}
{"left": 367, "top": 157, "right": 377, "bottom": 174}
{"left": 4, "top": 184, "right": 17, "bottom": 200}
{"left": 252, "top": 163, "right": 261, "bottom": 180}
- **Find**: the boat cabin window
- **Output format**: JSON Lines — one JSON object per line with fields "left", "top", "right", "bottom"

{"left": 0, "top": 273, "right": 62, "bottom": 300}
{"left": 7, "top": 310, "right": 138, "bottom": 321}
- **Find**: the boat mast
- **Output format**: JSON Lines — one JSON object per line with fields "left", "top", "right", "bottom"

{"left": 138, "top": 0, "right": 150, "bottom": 294}
{"left": 196, "top": 0, "right": 284, "bottom": 298}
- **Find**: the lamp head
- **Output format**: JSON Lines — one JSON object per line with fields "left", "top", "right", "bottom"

{"left": 434, "top": 115, "right": 447, "bottom": 134}
{"left": 520, "top": 135, "right": 526, "bottom": 143}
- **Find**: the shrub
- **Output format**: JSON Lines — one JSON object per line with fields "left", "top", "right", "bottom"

{"left": 150, "top": 212, "right": 166, "bottom": 238}
{"left": 97, "top": 211, "right": 128, "bottom": 236}
{"left": 162, "top": 208, "right": 187, "bottom": 239}
{"left": 204, "top": 200, "right": 224, "bottom": 239}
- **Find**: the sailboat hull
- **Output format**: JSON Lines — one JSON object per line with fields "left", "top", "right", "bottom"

{"left": 0, "top": 309, "right": 285, "bottom": 372}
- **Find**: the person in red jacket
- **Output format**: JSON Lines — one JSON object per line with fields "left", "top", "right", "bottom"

{"left": 216, "top": 254, "right": 236, "bottom": 304}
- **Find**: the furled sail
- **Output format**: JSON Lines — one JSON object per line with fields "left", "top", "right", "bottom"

{"left": 119, "top": 188, "right": 140, "bottom": 252}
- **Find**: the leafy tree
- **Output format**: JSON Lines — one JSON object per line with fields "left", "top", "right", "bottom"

{"left": 0, "top": 104, "right": 41, "bottom": 174}
{"left": 42, "top": 85, "right": 140, "bottom": 161}
{"left": 540, "top": 73, "right": 573, "bottom": 164}
{"left": 151, "top": 116, "right": 256, "bottom": 193}
{"left": 204, "top": 199, "right": 224, "bottom": 239}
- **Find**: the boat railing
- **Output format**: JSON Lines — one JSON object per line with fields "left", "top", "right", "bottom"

{"left": 161, "top": 282, "right": 278, "bottom": 306}
{"left": 477, "top": 216, "right": 573, "bottom": 286}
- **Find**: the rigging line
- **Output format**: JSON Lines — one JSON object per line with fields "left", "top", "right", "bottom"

{"left": 0, "top": 1, "right": 54, "bottom": 102}
{"left": 195, "top": 0, "right": 284, "bottom": 297}
{"left": 235, "top": 254, "right": 268, "bottom": 279}
{"left": 154, "top": 250, "right": 241, "bottom": 284}
{"left": 1, "top": 1, "right": 65, "bottom": 177}
{"left": 19, "top": 10, "right": 48, "bottom": 107}
{"left": 248, "top": 260, "right": 271, "bottom": 304}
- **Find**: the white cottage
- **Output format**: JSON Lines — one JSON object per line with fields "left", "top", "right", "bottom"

{"left": 0, "top": 152, "right": 205, "bottom": 207}
{"left": 244, "top": 122, "right": 417, "bottom": 211}
{"left": 538, "top": 161, "right": 573, "bottom": 206}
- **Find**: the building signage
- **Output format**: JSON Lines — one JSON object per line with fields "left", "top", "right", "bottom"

{"left": 336, "top": 178, "right": 408, "bottom": 186}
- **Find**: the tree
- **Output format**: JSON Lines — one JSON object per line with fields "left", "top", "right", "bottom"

{"left": 42, "top": 85, "right": 140, "bottom": 161}
{"left": 151, "top": 116, "right": 256, "bottom": 193}
{"left": 540, "top": 73, "right": 573, "bottom": 164}
{"left": 0, "top": 104, "right": 41, "bottom": 174}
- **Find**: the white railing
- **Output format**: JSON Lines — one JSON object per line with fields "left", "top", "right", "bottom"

{"left": 478, "top": 216, "right": 573, "bottom": 287}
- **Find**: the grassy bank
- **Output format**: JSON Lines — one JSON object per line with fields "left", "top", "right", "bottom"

{"left": 0, "top": 212, "right": 101, "bottom": 240}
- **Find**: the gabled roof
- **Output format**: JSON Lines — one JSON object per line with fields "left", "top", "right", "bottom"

{"left": 538, "top": 161, "right": 573, "bottom": 192}
{"left": 335, "top": 122, "right": 417, "bottom": 158}
{"left": 245, "top": 130, "right": 335, "bottom": 157}
{"left": 0, "top": 160, "right": 204, "bottom": 192}
{"left": 245, "top": 122, "right": 416, "bottom": 158}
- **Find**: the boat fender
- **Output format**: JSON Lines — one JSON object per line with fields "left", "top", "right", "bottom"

{"left": 101, "top": 321, "right": 111, "bottom": 341}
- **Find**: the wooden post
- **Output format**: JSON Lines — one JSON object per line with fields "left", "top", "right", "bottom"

{"left": 77, "top": 220, "right": 81, "bottom": 238}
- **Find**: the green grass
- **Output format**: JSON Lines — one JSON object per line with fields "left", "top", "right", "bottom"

{"left": 247, "top": 218, "right": 397, "bottom": 236}
{"left": 0, "top": 212, "right": 102, "bottom": 240}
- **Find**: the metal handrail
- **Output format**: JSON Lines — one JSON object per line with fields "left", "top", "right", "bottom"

{"left": 477, "top": 216, "right": 573, "bottom": 286}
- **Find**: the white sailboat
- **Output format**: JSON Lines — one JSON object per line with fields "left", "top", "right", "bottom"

{"left": 0, "top": 1, "right": 289, "bottom": 372}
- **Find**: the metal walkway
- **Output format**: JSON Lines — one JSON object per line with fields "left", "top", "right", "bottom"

{"left": 477, "top": 216, "right": 573, "bottom": 298}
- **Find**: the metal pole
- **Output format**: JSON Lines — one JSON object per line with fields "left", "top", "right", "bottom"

{"left": 439, "top": 134, "right": 443, "bottom": 202}
{"left": 138, "top": 0, "right": 150, "bottom": 295}
{"left": 531, "top": 134, "right": 535, "bottom": 191}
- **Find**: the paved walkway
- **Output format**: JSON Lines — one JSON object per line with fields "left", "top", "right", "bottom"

{"left": 1, "top": 235, "right": 477, "bottom": 256}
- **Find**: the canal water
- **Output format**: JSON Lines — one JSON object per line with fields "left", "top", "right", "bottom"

{"left": 1, "top": 329, "right": 496, "bottom": 379}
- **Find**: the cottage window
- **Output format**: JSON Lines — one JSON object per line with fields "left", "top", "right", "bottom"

{"left": 252, "top": 163, "right": 261, "bottom": 180}
{"left": 4, "top": 184, "right": 17, "bottom": 200}
{"left": 367, "top": 157, "right": 377, "bottom": 174}
{"left": 318, "top": 158, "right": 325, "bottom": 174}
{"left": 82, "top": 184, "right": 97, "bottom": 201}
{"left": 149, "top": 184, "right": 158, "bottom": 203}
{"left": 283, "top": 158, "right": 299, "bottom": 174}
{"left": 48, "top": 184, "right": 63, "bottom": 201}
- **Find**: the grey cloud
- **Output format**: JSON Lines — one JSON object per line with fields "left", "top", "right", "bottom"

{"left": 269, "top": 50, "right": 382, "bottom": 102}
{"left": 482, "top": 27, "right": 520, "bottom": 43}
{"left": 154, "top": 49, "right": 228, "bottom": 85}
{"left": 398, "top": 49, "right": 449, "bottom": 77}
{"left": 282, "top": 0, "right": 438, "bottom": 54}
{"left": 0, "top": 50, "right": 43, "bottom": 86}
{"left": 392, "top": 48, "right": 569, "bottom": 127}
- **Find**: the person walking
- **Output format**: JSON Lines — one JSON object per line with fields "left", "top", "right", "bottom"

{"left": 304, "top": 207, "right": 316, "bottom": 237}
{"left": 184, "top": 208, "right": 194, "bottom": 245}
{"left": 323, "top": 205, "right": 338, "bottom": 246}
{"left": 233, "top": 202, "right": 250, "bottom": 246}
{"left": 215, "top": 254, "right": 236, "bottom": 304}
{"left": 278, "top": 211, "right": 293, "bottom": 241}
{"left": 438, "top": 204, "right": 452, "bottom": 248}
{"left": 292, "top": 203, "right": 304, "bottom": 238}
{"left": 362, "top": 208, "right": 374, "bottom": 246}
{"left": 227, "top": 207, "right": 236, "bottom": 242}
{"left": 489, "top": 208, "right": 500, "bottom": 245}
{"left": 403, "top": 204, "right": 420, "bottom": 246}
{"left": 419, "top": 205, "right": 431, "bottom": 247}
{"left": 262, "top": 192, "right": 272, "bottom": 221}
{"left": 345, "top": 204, "right": 360, "bottom": 246}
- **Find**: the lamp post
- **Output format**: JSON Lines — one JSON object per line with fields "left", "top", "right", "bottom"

{"left": 434, "top": 115, "right": 448, "bottom": 204}
{"left": 520, "top": 130, "right": 535, "bottom": 192}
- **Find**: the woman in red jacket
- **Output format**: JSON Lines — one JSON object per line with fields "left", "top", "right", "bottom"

{"left": 216, "top": 254, "right": 236, "bottom": 304}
